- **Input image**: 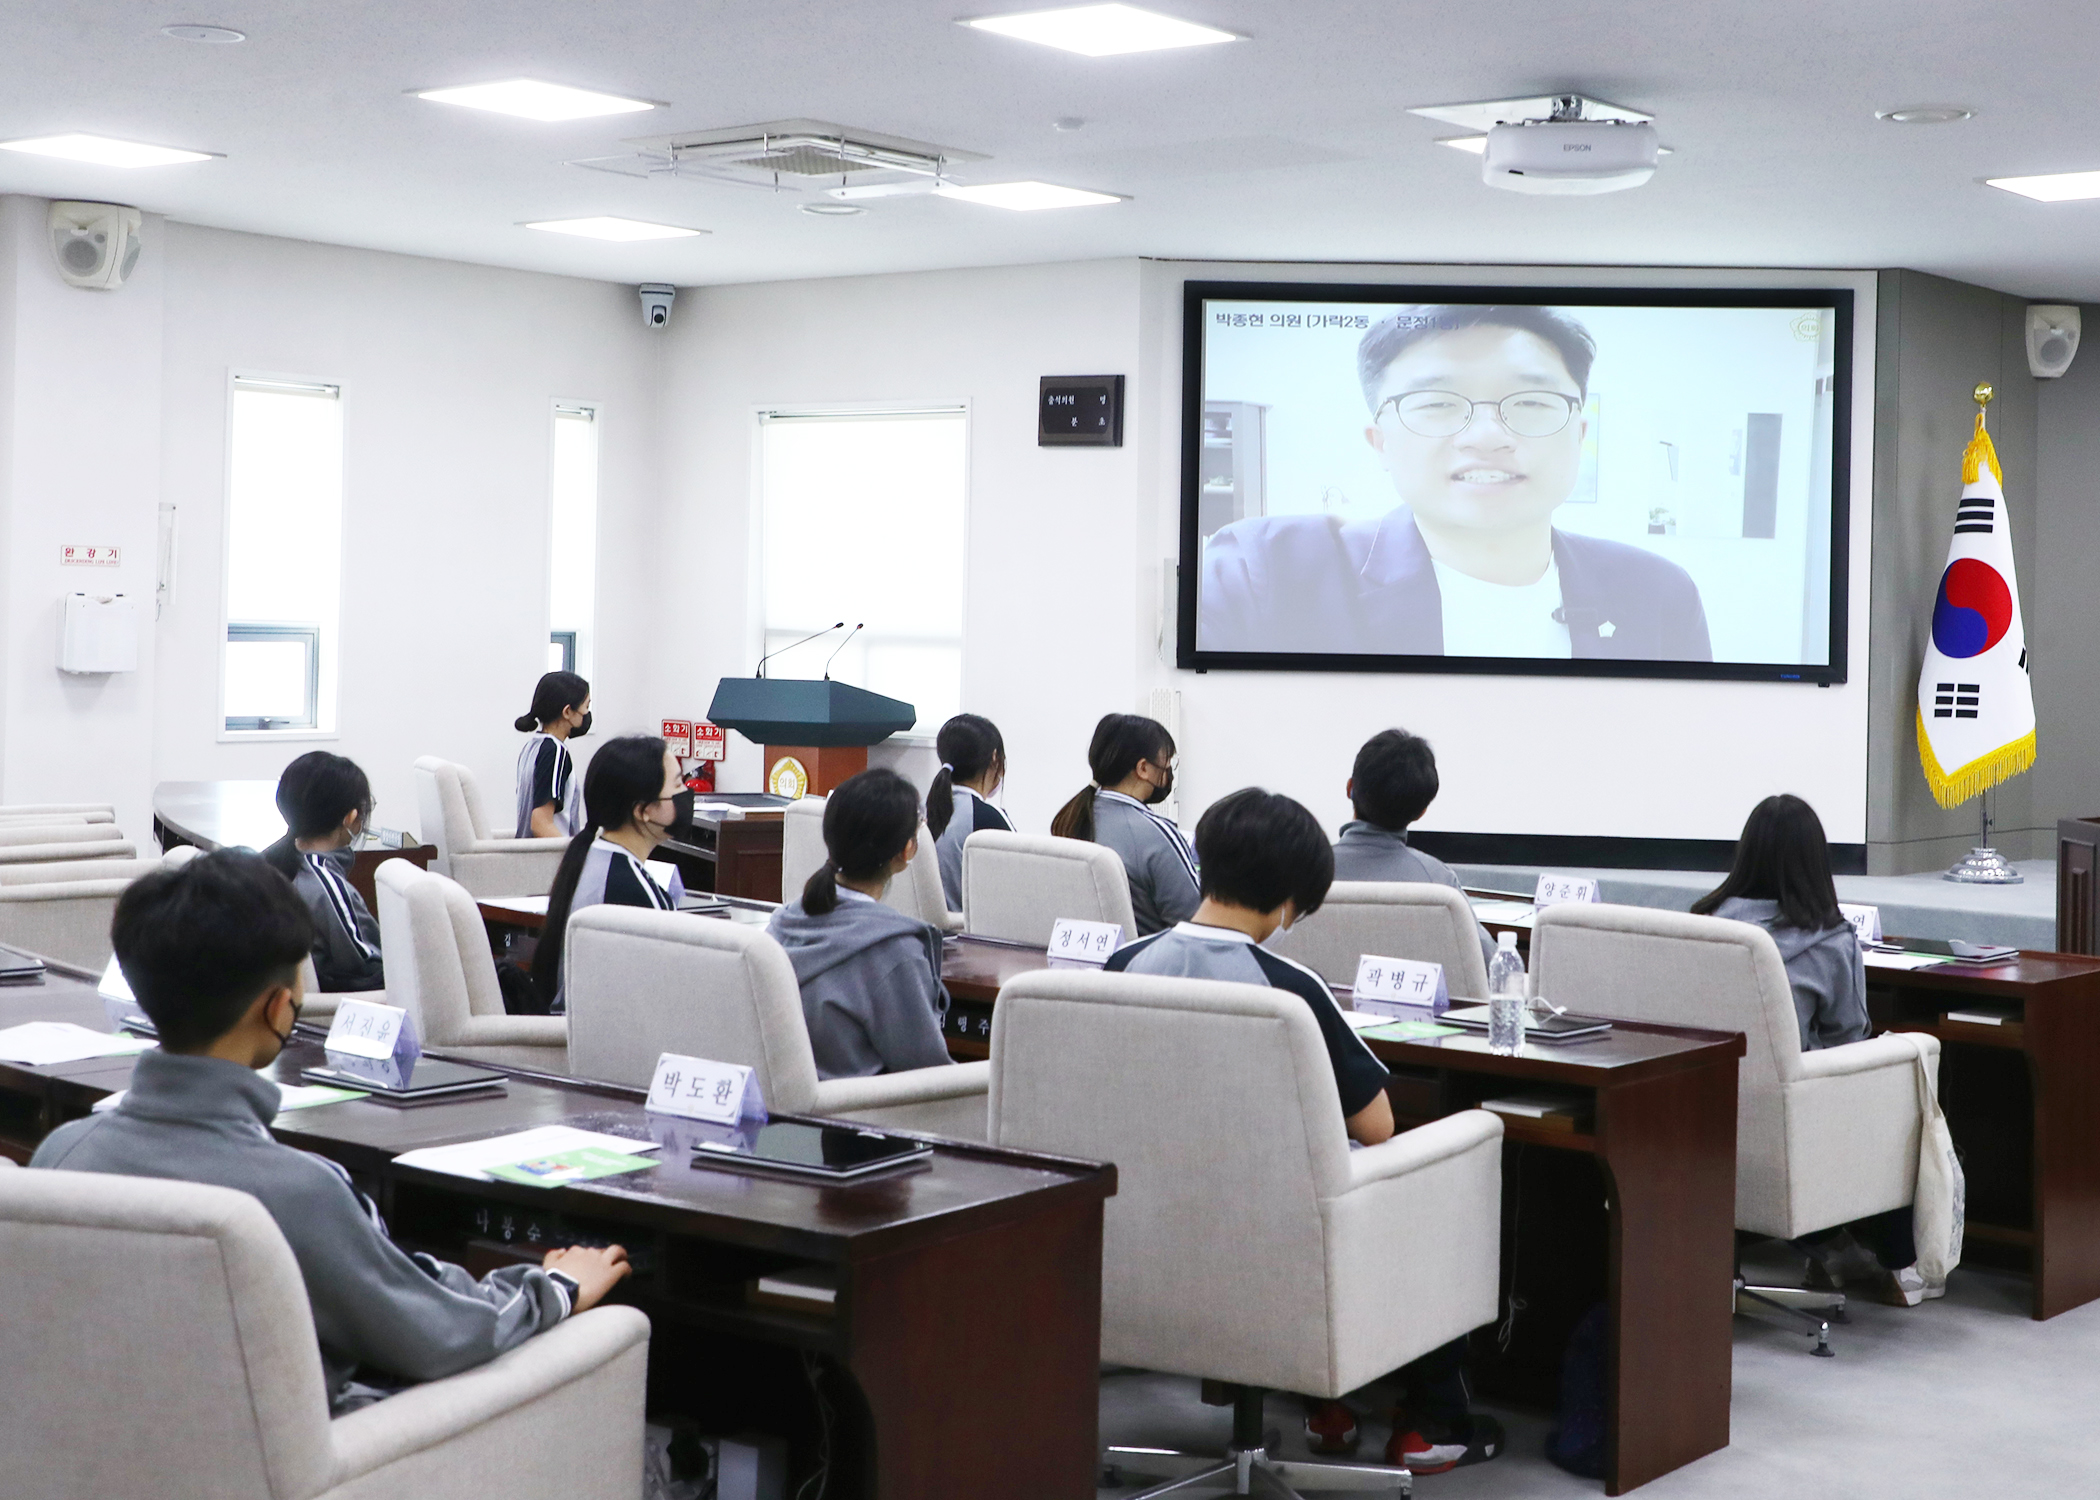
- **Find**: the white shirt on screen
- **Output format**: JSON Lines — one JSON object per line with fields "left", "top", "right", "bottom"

{"left": 1431, "top": 557, "right": 1574, "bottom": 658}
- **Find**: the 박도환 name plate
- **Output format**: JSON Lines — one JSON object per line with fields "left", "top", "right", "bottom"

{"left": 1352, "top": 954, "right": 1449, "bottom": 1017}
{"left": 1048, "top": 917, "right": 1124, "bottom": 965}
{"left": 645, "top": 1051, "right": 768, "bottom": 1126}
{"left": 1534, "top": 874, "right": 1600, "bottom": 908}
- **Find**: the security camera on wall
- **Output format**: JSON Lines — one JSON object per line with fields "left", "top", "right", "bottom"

{"left": 639, "top": 283, "right": 676, "bottom": 328}
{"left": 48, "top": 201, "right": 143, "bottom": 290}
{"left": 2026, "top": 305, "right": 2081, "bottom": 379}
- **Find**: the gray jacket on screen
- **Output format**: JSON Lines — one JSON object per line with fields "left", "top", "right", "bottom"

{"left": 30, "top": 1050, "right": 573, "bottom": 1412}
{"left": 1331, "top": 821, "right": 1496, "bottom": 967}
{"left": 1713, "top": 896, "right": 1869, "bottom": 1050}
{"left": 766, "top": 889, "right": 954, "bottom": 1079}
{"left": 1090, "top": 790, "right": 1202, "bottom": 937}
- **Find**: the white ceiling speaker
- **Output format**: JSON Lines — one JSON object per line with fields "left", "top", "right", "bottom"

{"left": 2026, "top": 304, "right": 2081, "bottom": 378}
{"left": 1483, "top": 118, "right": 1660, "bottom": 194}
{"left": 48, "top": 201, "right": 143, "bottom": 290}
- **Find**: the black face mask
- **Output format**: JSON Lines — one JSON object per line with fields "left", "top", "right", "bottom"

{"left": 1145, "top": 769, "right": 1174, "bottom": 805}
{"left": 669, "top": 788, "right": 695, "bottom": 833}
{"left": 571, "top": 711, "right": 592, "bottom": 739}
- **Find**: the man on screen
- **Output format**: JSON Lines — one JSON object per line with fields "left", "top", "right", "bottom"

{"left": 1199, "top": 304, "right": 1712, "bottom": 661}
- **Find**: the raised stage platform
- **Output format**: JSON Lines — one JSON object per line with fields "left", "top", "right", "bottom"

{"left": 1454, "top": 859, "right": 2057, "bottom": 950}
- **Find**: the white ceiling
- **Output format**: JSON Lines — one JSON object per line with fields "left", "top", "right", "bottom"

{"left": 7, "top": 0, "right": 2100, "bottom": 296}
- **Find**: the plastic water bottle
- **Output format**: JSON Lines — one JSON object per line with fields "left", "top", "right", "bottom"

{"left": 1488, "top": 931, "right": 1527, "bottom": 1053}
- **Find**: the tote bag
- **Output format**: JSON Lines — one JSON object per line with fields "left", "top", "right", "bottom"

{"left": 1904, "top": 1032, "right": 1964, "bottom": 1284}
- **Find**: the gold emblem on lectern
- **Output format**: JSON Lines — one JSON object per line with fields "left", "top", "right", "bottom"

{"left": 767, "top": 756, "right": 810, "bottom": 799}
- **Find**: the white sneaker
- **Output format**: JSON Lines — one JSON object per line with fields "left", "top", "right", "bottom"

{"left": 1878, "top": 1264, "right": 1948, "bottom": 1307}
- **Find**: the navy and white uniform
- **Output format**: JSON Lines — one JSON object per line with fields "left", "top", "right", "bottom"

{"left": 1088, "top": 789, "right": 1201, "bottom": 936}
{"left": 550, "top": 839, "right": 673, "bottom": 1012}
{"left": 933, "top": 785, "right": 1014, "bottom": 912}
{"left": 515, "top": 732, "right": 580, "bottom": 838}
{"left": 1331, "top": 820, "right": 1495, "bottom": 969}
{"left": 32, "top": 1051, "right": 574, "bottom": 1412}
{"left": 1105, "top": 922, "right": 1390, "bottom": 1117}
{"left": 293, "top": 847, "right": 385, "bottom": 993}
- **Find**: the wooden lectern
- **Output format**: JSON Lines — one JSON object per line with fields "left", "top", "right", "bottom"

{"left": 706, "top": 677, "right": 917, "bottom": 800}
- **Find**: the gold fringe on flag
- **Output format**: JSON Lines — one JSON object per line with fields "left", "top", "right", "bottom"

{"left": 1916, "top": 706, "right": 2035, "bottom": 809}
{"left": 1962, "top": 414, "right": 2002, "bottom": 486}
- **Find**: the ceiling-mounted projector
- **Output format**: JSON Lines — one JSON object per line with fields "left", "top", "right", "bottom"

{"left": 1483, "top": 119, "right": 1659, "bottom": 194}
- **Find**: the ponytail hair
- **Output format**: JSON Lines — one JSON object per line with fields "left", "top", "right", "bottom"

{"left": 532, "top": 733, "right": 669, "bottom": 1004}
{"left": 802, "top": 769, "right": 921, "bottom": 917}
{"left": 1050, "top": 713, "right": 1176, "bottom": 842}
{"left": 925, "top": 713, "right": 1006, "bottom": 838}
{"left": 515, "top": 670, "right": 590, "bottom": 734}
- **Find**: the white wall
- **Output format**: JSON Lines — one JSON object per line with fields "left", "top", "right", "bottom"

{"left": 655, "top": 260, "right": 1148, "bottom": 835}
{"left": 154, "top": 224, "right": 665, "bottom": 837}
{"left": 655, "top": 256, "right": 1874, "bottom": 848}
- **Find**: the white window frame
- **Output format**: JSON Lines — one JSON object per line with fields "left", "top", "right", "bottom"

{"left": 548, "top": 399, "right": 602, "bottom": 681}
{"left": 751, "top": 400, "right": 972, "bottom": 730}
{"left": 217, "top": 371, "right": 345, "bottom": 744}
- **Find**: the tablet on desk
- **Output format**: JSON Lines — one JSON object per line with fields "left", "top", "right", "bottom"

{"left": 692, "top": 1121, "right": 931, "bottom": 1182}
{"left": 301, "top": 1059, "right": 507, "bottom": 1102}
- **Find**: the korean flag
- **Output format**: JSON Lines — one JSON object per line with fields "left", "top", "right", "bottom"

{"left": 1915, "top": 417, "right": 2035, "bottom": 808}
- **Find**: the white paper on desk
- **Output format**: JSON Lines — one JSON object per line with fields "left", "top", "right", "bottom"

{"left": 1469, "top": 899, "right": 1538, "bottom": 927}
{"left": 1341, "top": 1010, "right": 1400, "bottom": 1032}
{"left": 392, "top": 1125, "right": 661, "bottom": 1181}
{"left": 1863, "top": 951, "right": 1949, "bottom": 971}
{"left": 0, "top": 1022, "right": 156, "bottom": 1066}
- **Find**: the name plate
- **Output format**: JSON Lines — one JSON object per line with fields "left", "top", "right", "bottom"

{"left": 1535, "top": 874, "right": 1600, "bottom": 908}
{"left": 1048, "top": 917, "right": 1124, "bottom": 965}
{"left": 98, "top": 956, "right": 153, "bottom": 1035}
{"left": 646, "top": 1051, "right": 768, "bottom": 1126}
{"left": 1839, "top": 903, "right": 1883, "bottom": 943}
{"left": 1352, "top": 954, "right": 1449, "bottom": 1017}
{"left": 324, "top": 998, "right": 421, "bottom": 1089}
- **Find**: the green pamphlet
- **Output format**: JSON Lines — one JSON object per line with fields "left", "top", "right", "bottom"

{"left": 1364, "top": 1019, "right": 1463, "bottom": 1041}
{"left": 485, "top": 1146, "right": 659, "bottom": 1188}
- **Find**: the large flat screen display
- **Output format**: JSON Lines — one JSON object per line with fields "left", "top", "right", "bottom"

{"left": 1179, "top": 282, "right": 1853, "bottom": 682}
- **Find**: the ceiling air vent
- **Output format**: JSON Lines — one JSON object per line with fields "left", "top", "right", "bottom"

{"left": 570, "top": 118, "right": 984, "bottom": 194}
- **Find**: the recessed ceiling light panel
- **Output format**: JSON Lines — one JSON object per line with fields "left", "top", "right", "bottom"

{"left": 161, "top": 24, "right": 245, "bottom": 43}
{"left": 962, "top": 4, "right": 1236, "bottom": 57}
{"left": 1986, "top": 171, "right": 2100, "bottom": 203}
{"left": 419, "top": 80, "right": 657, "bottom": 123}
{"left": 1878, "top": 106, "right": 1975, "bottom": 125}
{"left": 0, "top": 133, "right": 216, "bottom": 167}
{"left": 523, "top": 216, "right": 705, "bottom": 240}
{"left": 934, "top": 180, "right": 1125, "bottom": 209}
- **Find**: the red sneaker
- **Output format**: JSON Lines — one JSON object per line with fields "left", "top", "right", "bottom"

{"left": 1386, "top": 1416, "right": 1504, "bottom": 1475}
{"left": 1303, "top": 1399, "right": 1360, "bottom": 1456}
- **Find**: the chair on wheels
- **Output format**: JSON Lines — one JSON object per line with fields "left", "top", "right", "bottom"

{"left": 989, "top": 968, "right": 1504, "bottom": 1496}
{"left": 0, "top": 1167, "right": 650, "bottom": 1500}
{"left": 1531, "top": 901, "right": 1936, "bottom": 1354}
{"left": 413, "top": 756, "right": 568, "bottom": 897}
{"left": 782, "top": 795, "right": 960, "bottom": 931}
{"left": 565, "top": 904, "right": 990, "bottom": 1139}
{"left": 1265, "top": 882, "right": 1493, "bottom": 997}
{"left": 961, "top": 831, "right": 1135, "bottom": 947}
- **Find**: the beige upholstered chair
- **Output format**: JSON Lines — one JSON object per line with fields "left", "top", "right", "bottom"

{"left": 961, "top": 831, "right": 1136, "bottom": 947}
{"left": 1531, "top": 902, "right": 1935, "bottom": 1351}
{"left": 413, "top": 756, "right": 567, "bottom": 898}
{"left": 0, "top": 802, "right": 114, "bottom": 822}
{"left": 565, "top": 905, "right": 989, "bottom": 1140}
{"left": 0, "top": 846, "right": 198, "bottom": 970}
{"left": 782, "top": 796, "right": 961, "bottom": 932}
{"left": 0, "top": 1168, "right": 649, "bottom": 1500}
{"left": 990, "top": 968, "right": 1503, "bottom": 1494}
{"left": 373, "top": 861, "right": 566, "bottom": 1070}
{"left": 1266, "top": 882, "right": 1494, "bottom": 998}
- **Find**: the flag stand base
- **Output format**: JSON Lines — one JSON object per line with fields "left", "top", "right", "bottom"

{"left": 1943, "top": 847, "right": 2025, "bottom": 885}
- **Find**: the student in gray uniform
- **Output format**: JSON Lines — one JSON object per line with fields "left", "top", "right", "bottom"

{"left": 514, "top": 669, "right": 591, "bottom": 838}
{"left": 30, "top": 850, "right": 631, "bottom": 1412}
{"left": 1692, "top": 793, "right": 1935, "bottom": 1307}
{"left": 925, "top": 712, "right": 1013, "bottom": 912}
{"left": 263, "top": 751, "right": 384, "bottom": 993}
{"left": 1103, "top": 788, "right": 1503, "bottom": 1475}
{"left": 531, "top": 734, "right": 690, "bottom": 1013}
{"left": 1049, "top": 712, "right": 1200, "bottom": 935}
{"left": 1333, "top": 728, "right": 1495, "bottom": 967}
{"left": 767, "top": 769, "right": 955, "bottom": 1080}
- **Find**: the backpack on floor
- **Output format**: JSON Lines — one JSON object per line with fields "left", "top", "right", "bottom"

{"left": 1545, "top": 1303, "right": 1609, "bottom": 1479}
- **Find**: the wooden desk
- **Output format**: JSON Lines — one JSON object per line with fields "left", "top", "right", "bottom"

{"left": 655, "top": 797, "right": 792, "bottom": 903}
{"left": 1869, "top": 949, "right": 2100, "bottom": 1320}
{"left": 153, "top": 779, "right": 433, "bottom": 911}
{"left": 0, "top": 970, "right": 1114, "bottom": 1499}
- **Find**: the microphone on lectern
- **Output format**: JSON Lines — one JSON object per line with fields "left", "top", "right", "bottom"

{"left": 755, "top": 622, "right": 844, "bottom": 679}
{"left": 822, "top": 624, "right": 865, "bottom": 681}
